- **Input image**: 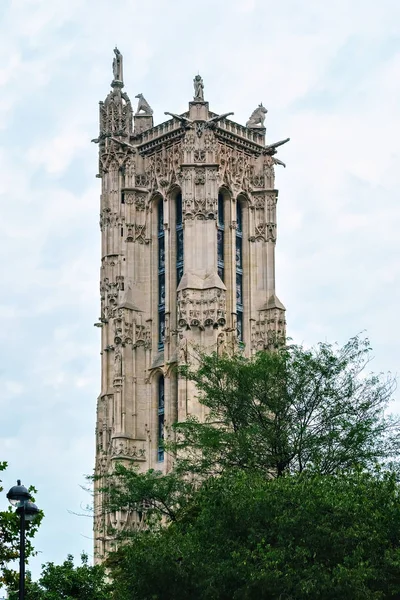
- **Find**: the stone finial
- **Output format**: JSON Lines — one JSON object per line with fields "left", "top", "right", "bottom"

{"left": 193, "top": 74, "right": 204, "bottom": 101}
{"left": 112, "top": 47, "right": 123, "bottom": 87}
{"left": 135, "top": 93, "right": 153, "bottom": 116}
{"left": 246, "top": 103, "right": 268, "bottom": 128}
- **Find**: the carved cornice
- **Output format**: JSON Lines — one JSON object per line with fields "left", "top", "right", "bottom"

{"left": 214, "top": 129, "right": 264, "bottom": 155}
{"left": 137, "top": 128, "right": 185, "bottom": 156}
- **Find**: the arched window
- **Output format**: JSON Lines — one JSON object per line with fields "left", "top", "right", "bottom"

{"left": 217, "top": 193, "right": 224, "bottom": 281}
{"left": 236, "top": 202, "right": 243, "bottom": 342}
{"left": 176, "top": 193, "right": 184, "bottom": 285}
{"left": 158, "top": 375, "right": 165, "bottom": 462}
{"left": 158, "top": 201, "right": 165, "bottom": 349}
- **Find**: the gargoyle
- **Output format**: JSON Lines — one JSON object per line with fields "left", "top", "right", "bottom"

{"left": 164, "top": 112, "right": 193, "bottom": 128}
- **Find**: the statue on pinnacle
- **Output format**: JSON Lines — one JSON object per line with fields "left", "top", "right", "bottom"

{"left": 193, "top": 74, "right": 204, "bottom": 101}
{"left": 112, "top": 47, "right": 123, "bottom": 85}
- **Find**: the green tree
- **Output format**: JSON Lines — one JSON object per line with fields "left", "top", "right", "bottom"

{"left": 0, "top": 462, "right": 42, "bottom": 589}
{"left": 98, "top": 336, "right": 400, "bottom": 598}
{"left": 11, "top": 553, "right": 111, "bottom": 600}
{"left": 109, "top": 469, "right": 400, "bottom": 600}
{"left": 175, "top": 336, "right": 399, "bottom": 478}
{"left": 102, "top": 336, "right": 399, "bottom": 534}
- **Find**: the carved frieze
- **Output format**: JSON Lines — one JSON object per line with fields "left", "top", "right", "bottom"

{"left": 99, "top": 209, "right": 125, "bottom": 231}
{"left": 177, "top": 287, "right": 226, "bottom": 329}
{"left": 100, "top": 276, "right": 124, "bottom": 302}
{"left": 102, "top": 254, "right": 119, "bottom": 267}
{"left": 114, "top": 317, "right": 133, "bottom": 346}
{"left": 251, "top": 307, "right": 286, "bottom": 350}
{"left": 111, "top": 438, "right": 146, "bottom": 461}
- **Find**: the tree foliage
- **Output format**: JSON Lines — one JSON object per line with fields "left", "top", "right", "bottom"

{"left": 108, "top": 469, "right": 400, "bottom": 600}
{"left": 0, "top": 462, "right": 42, "bottom": 589}
{"left": 11, "top": 553, "right": 111, "bottom": 600}
{"left": 96, "top": 336, "right": 400, "bottom": 598}
{"left": 176, "top": 336, "right": 398, "bottom": 477}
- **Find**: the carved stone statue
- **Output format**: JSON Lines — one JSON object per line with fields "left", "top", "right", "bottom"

{"left": 246, "top": 103, "right": 268, "bottom": 128}
{"left": 114, "top": 347, "right": 122, "bottom": 377}
{"left": 193, "top": 75, "right": 204, "bottom": 101}
{"left": 135, "top": 93, "right": 153, "bottom": 115}
{"left": 112, "top": 47, "right": 123, "bottom": 82}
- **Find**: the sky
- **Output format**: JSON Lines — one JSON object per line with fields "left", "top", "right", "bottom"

{"left": 0, "top": 0, "right": 400, "bottom": 581}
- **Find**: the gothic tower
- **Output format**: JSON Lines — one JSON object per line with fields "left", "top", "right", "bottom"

{"left": 93, "top": 49, "right": 288, "bottom": 558}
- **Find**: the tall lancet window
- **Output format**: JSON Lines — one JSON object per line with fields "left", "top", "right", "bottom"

{"left": 217, "top": 193, "right": 225, "bottom": 281}
{"left": 158, "top": 201, "right": 165, "bottom": 349}
{"left": 158, "top": 375, "right": 165, "bottom": 462}
{"left": 176, "top": 193, "right": 184, "bottom": 286}
{"left": 236, "top": 202, "right": 243, "bottom": 342}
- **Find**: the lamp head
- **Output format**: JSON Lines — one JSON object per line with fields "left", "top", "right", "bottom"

{"left": 7, "top": 480, "right": 31, "bottom": 507}
{"left": 23, "top": 501, "right": 40, "bottom": 522}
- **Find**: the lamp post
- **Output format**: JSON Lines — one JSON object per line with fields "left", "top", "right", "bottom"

{"left": 7, "top": 480, "right": 40, "bottom": 600}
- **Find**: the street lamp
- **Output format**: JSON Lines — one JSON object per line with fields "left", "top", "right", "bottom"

{"left": 7, "top": 480, "right": 40, "bottom": 600}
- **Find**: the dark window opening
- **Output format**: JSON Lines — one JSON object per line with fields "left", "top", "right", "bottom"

{"left": 158, "top": 376, "right": 165, "bottom": 462}
{"left": 176, "top": 193, "right": 184, "bottom": 286}
{"left": 236, "top": 202, "right": 244, "bottom": 342}
{"left": 217, "top": 193, "right": 225, "bottom": 282}
{"left": 158, "top": 201, "right": 165, "bottom": 350}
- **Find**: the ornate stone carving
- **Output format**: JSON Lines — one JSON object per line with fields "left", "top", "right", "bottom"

{"left": 251, "top": 305, "right": 286, "bottom": 350}
{"left": 135, "top": 174, "right": 149, "bottom": 188}
{"left": 99, "top": 89, "right": 132, "bottom": 139}
{"left": 251, "top": 175, "right": 265, "bottom": 188}
{"left": 183, "top": 193, "right": 216, "bottom": 221}
{"left": 112, "top": 47, "right": 123, "bottom": 83}
{"left": 217, "top": 143, "right": 253, "bottom": 193}
{"left": 194, "top": 149, "right": 206, "bottom": 162}
{"left": 194, "top": 122, "right": 205, "bottom": 138}
{"left": 114, "top": 316, "right": 133, "bottom": 346}
{"left": 193, "top": 74, "right": 204, "bottom": 101}
{"left": 114, "top": 346, "right": 122, "bottom": 378}
{"left": 135, "top": 93, "right": 153, "bottom": 115}
{"left": 111, "top": 438, "right": 146, "bottom": 461}
{"left": 182, "top": 131, "right": 196, "bottom": 152}
{"left": 125, "top": 223, "right": 147, "bottom": 244}
{"left": 102, "top": 254, "right": 119, "bottom": 267}
{"left": 246, "top": 103, "right": 267, "bottom": 128}
{"left": 123, "top": 156, "right": 136, "bottom": 186}
{"left": 100, "top": 209, "right": 125, "bottom": 231}
{"left": 145, "top": 144, "right": 182, "bottom": 191}
{"left": 100, "top": 276, "right": 124, "bottom": 302}
{"left": 194, "top": 168, "right": 206, "bottom": 185}
{"left": 177, "top": 287, "right": 226, "bottom": 329}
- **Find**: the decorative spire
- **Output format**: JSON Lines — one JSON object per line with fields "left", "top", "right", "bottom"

{"left": 193, "top": 74, "right": 204, "bottom": 101}
{"left": 111, "top": 47, "right": 123, "bottom": 88}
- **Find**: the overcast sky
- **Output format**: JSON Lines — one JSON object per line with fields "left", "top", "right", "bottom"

{"left": 1, "top": 0, "right": 399, "bottom": 581}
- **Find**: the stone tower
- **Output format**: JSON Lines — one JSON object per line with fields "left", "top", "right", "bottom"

{"left": 93, "top": 49, "right": 287, "bottom": 558}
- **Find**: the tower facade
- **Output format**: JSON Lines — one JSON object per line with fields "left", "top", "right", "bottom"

{"left": 94, "top": 49, "right": 287, "bottom": 558}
